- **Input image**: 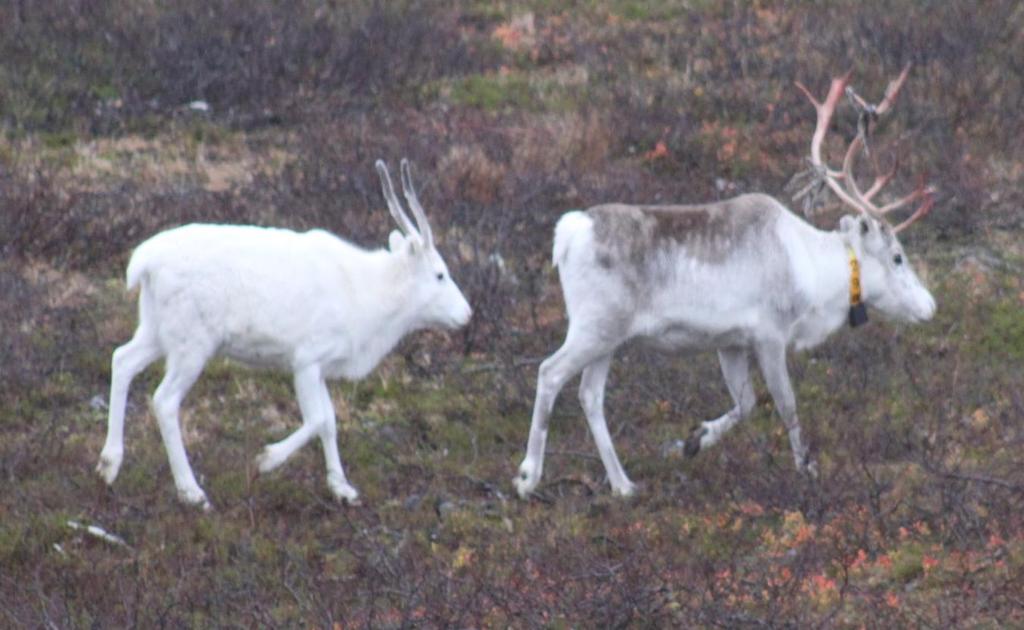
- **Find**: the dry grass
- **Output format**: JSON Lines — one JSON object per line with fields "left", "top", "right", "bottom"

{"left": 3, "top": 1, "right": 1024, "bottom": 627}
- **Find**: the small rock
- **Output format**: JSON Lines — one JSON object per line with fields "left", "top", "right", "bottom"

{"left": 89, "top": 395, "right": 108, "bottom": 412}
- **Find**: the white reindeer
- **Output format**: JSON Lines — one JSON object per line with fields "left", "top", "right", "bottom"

{"left": 97, "top": 159, "right": 472, "bottom": 510}
{"left": 515, "top": 67, "right": 937, "bottom": 498}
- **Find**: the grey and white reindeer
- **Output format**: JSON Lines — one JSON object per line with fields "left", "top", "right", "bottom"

{"left": 515, "top": 66, "right": 936, "bottom": 498}
{"left": 97, "top": 159, "right": 472, "bottom": 510}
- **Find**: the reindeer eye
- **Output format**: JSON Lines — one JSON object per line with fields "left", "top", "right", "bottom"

{"left": 436, "top": 272, "right": 445, "bottom": 281}
{"left": 893, "top": 254, "right": 903, "bottom": 266}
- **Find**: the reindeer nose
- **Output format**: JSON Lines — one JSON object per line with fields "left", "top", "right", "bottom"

{"left": 923, "top": 293, "right": 936, "bottom": 320}
{"left": 453, "top": 297, "right": 472, "bottom": 327}
{"left": 917, "top": 290, "right": 936, "bottom": 322}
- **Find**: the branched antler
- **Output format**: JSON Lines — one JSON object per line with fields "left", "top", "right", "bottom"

{"left": 792, "top": 64, "right": 934, "bottom": 233}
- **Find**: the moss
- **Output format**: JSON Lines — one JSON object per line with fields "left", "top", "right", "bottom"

{"left": 0, "top": 511, "right": 68, "bottom": 567}
{"left": 207, "top": 468, "right": 251, "bottom": 503}
{"left": 461, "top": 1, "right": 510, "bottom": 23}
{"left": 450, "top": 73, "right": 533, "bottom": 110}
{"left": 446, "top": 71, "right": 582, "bottom": 113}
{"left": 0, "top": 2, "right": 1021, "bottom": 626}
{"left": 0, "top": 522, "right": 29, "bottom": 565}
{"left": 255, "top": 469, "right": 317, "bottom": 511}
{"left": 612, "top": 0, "right": 690, "bottom": 21}
{"left": 187, "top": 120, "right": 229, "bottom": 147}
{"left": 979, "top": 299, "right": 1024, "bottom": 362}
{"left": 322, "top": 548, "right": 359, "bottom": 575}
{"left": 41, "top": 130, "right": 77, "bottom": 149}
{"left": 114, "top": 455, "right": 163, "bottom": 496}
{"left": 89, "top": 83, "right": 120, "bottom": 101}
{"left": 891, "top": 544, "right": 925, "bottom": 583}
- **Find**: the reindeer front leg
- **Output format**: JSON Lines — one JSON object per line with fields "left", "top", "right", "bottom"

{"left": 685, "top": 347, "right": 756, "bottom": 457}
{"left": 755, "top": 340, "right": 817, "bottom": 478}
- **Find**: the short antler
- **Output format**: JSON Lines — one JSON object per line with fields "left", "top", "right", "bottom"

{"left": 399, "top": 159, "right": 434, "bottom": 248}
{"left": 794, "top": 64, "right": 934, "bottom": 233}
{"left": 376, "top": 159, "right": 420, "bottom": 241}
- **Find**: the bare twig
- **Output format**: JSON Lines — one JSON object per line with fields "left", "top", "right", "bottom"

{"left": 935, "top": 470, "right": 1023, "bottom": 493}
{"left": 66, "top": 520, "right": 132, "bottom": 550}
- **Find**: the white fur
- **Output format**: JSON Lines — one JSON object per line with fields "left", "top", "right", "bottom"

{"left": 98, "top": 161, "right": 472, "bottom": 509}
{"left": 515, "top": 197, "right": 935, "bottom": 498}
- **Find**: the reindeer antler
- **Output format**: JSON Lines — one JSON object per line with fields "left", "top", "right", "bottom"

{"left": 793, "top": 64, "right": 934, "bottom": 233}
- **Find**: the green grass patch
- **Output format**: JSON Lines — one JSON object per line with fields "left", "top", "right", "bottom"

{"left": 610, "top": 0, "right": 691, "bottom": 21}
{"left": 450, "top": 73, "right": 535, "bottom": 110}
{"left": 0, "top": 510, "right": 70, "bottom": 567}
{"left": 979, "top": 298, "right": 1024, "bottom": 361}
{"left": 444, "top": 71, "right": 582, "bottom": 113}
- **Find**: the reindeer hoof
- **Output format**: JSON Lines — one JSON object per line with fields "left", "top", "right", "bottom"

{"left": 514, "top": 462, "right": 541, "bottom": 499}
{"left": 177, "top": 487, "right": 212, "bottom": 512}
{"left": 801, "top": 458, "right": 820, "bottom": 480}
{"left": 328, "top": 475, "right": 360, "bottom": 505}
{"left": 339, "top": 494, "right": 362, "bottom": 507}
{"left": 612, "top": 480, "right": 639, "bottom": 498}
{"left": 684, "top": 425, "right": 707, "bottom": 458}
{"left": 96, "top": 451, "right": 123, "bottom": 485}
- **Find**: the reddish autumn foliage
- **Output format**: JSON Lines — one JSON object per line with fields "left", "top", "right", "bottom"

{"left": 2, "top": 1, "right": 1023, "bottom": 628}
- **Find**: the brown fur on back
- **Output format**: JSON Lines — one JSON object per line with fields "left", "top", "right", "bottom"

{"left": 587, "top": 193, "right": 780, "bottom": 269}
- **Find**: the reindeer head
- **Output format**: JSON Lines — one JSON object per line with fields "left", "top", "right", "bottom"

{"left": 375, "top": 159, "right": 472, "bottom": 330}
{"left": 839, "top": 213, "right": 935, "bottom": 322}
{"left": 797, "top": 66, "right": 936, "bottom": 324}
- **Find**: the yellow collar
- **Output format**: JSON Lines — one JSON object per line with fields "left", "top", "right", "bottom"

{"left": 846, "top": 245, "right": 869, "bottom": 327}
{"left": 846, "top": 245, "right": 862, "bottom": 305}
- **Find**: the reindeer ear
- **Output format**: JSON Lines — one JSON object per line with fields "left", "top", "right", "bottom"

{"left": 839, "top": 215, "right": 858, "bottom": 234}
{"left": 389, "top": 229, "right": 423, "bottom": 256}
{"left": 388, "top": 230, "right": 407, "bottom": 253}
